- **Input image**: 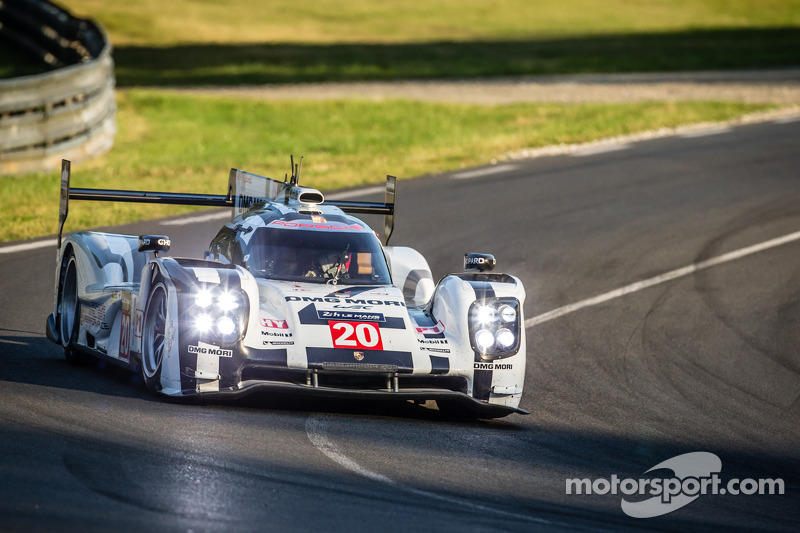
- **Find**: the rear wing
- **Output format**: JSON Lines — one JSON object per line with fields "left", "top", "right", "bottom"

{"left": 57, "top": 159, "right": 397, "bottom": 247}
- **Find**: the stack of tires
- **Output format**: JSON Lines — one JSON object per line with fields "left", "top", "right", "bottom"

{"left": 0, "top": 0, "right": 116, "bottom": 175}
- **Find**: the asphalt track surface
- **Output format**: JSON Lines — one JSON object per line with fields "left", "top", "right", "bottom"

{"left": 1, "top": 118, "right": 799, "bottom": 532}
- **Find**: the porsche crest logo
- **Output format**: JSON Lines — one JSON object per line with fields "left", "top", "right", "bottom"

{"left": 353, "top": 351, "right": 365, "bottom": 361}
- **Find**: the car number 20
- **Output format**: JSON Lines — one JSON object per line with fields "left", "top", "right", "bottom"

{"left": 328, "top": 321, "right": 384, "bottom": 350}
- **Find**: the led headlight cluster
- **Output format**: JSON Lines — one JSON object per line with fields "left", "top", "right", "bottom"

{"left": 191, "top": 287, "right": 247, "bottom": 344}
{"left": 468, "top": 297, "right": 521, "bottom": 359}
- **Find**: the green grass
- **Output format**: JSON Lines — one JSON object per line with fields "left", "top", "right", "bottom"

{"left": 0, "top": 91, "right": 772, "bottom": 242}
{"left": 53, "top": 0, "right": 800, "bottom": 85}
{"left": 61, "top": 0, "right": 800, "bottom": 45}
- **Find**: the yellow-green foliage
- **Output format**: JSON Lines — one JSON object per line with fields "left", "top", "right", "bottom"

{"left": 62, "top": 0, "right": 800, "bottom": 45}
{"left": 0, "top": 91, "right": 771, "bottom": 241}
{"left": 51, "top": 0, "right": 800, "bottom": 85}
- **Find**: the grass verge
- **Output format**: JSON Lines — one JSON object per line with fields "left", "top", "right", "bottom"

{"left": 61, "top": 0, "right": 800, "bottom": 46}
{"left": 0, "top": 90, "right": 773, "bottom": 242}
{"left": 53, "top": 0, "right": 800, "bottom": 85}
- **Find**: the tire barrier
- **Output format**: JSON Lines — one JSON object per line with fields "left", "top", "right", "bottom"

{"left": 0, "top": 0, "right": 116, "bottom": 174}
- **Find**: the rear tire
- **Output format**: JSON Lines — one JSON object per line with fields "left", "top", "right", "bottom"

{"left": 141, "top": 280, "right": 168, "bottom": 393}
{"left": 59, "top": 253, "right": 90, "bottom": 365}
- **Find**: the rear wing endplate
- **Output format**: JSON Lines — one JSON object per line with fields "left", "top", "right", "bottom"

{"left": 57, "top": 159, "right": 397, "bottom": 248}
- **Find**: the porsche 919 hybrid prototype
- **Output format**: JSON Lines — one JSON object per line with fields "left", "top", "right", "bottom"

{"left": 45, "top": 159, "right": 528, "bottom": 417}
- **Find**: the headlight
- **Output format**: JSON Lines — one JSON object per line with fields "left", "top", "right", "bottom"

{"left": 468, "top": 298, "right": 521, "bottom": 359}
{"left": 495, "top": 328, "right": 516, "bottom": 349}
{"left": 216, "top": 316, "right": 236, "bottom": 335}
{"left": 215, "top": 316, "right": 239, "bottom": 342}
{"left": 475, "top": 329, "right": 495, "bottom": 351}
{"left": 475, "top": 305, "right": 497, "bottom": 325}
{"left": 216, "top": 291, "right": 241, "bottom": 311}
{"left": 499, "top": 304, "right": 516, "bottom": 323}
{"left": 188, "top": 285, "right": 248, "bottom": 345}
{"left": 195, "top": 289, "right": 213, "bottom": 308}
{"left": 195, "top": 313, "right": 214, "bottom": 332}
{"left": 195, "top": 287, "right": 242, "bottom": 312}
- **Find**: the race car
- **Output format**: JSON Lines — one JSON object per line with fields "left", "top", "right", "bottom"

{"left": 45, "top": 159, "right": 528, "bottom": 417}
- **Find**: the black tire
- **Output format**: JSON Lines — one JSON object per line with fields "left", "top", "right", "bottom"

{"left": 58, "top": 253, "right": 90, "bottom": 365}
{"left": 141, "top": 280, "right": 168, "bottom": 393}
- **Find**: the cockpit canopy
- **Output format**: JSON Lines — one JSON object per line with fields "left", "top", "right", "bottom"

{"left": 242, "top": 223, "right": 391, "bottom": 285}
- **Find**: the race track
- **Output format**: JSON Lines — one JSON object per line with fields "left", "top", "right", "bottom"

{"left": 1, "top": 118, "right": 798, "bottom": 532}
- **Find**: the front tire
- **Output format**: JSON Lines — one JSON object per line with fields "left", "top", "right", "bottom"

{"left": 141, "top": 280, "right": 168, "bottom": 393}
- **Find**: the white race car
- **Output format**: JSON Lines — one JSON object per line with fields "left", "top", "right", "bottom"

{"left": 46, "top": 159, "right": 528, "bottom": 417}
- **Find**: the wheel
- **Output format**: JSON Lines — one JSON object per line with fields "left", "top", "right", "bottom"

{"left": 141, "top": 280, "right": 168, "bottom": 392}
{"left": 58, "top": 253, "right": 90, "bottom": 365}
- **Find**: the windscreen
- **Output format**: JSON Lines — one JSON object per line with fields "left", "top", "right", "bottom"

{"left": 245, "top": 226, "right": 391, "bottom": 285}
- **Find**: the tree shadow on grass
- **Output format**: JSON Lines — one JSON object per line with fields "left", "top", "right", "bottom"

{"left": 111, "top": 28, "right": 800, "bottom": 87}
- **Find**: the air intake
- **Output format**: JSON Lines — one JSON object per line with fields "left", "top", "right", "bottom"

{"left": 290, "top": 187, "right": 325, "bottom": 205}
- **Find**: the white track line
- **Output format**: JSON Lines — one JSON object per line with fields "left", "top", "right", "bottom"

{"left": 0, "top": 239, "right": 57, "bottom": 254}
{"left": 525, "top": 229, "right": 800, "bottom": 329}
{"left": 305, "top": 414, "right": 553, "bottom": 526}
{"left": 774, "top": 115, "right": 800, "bottom": 124}
{"left": 325, "top": 186, "right": 385, "bottom": 200}
{"left": 452, "top": 164, "right": 518, "bottom": 179}
{"left": 679, "top": 126, "right": 732, "bottom": 138}
{"left": 508, "top": 108, "right": 800, "bottom": 162}
{"left": 161, "top": 211, "right": 231, "bottom": 226}
{"left": 571, "top": 144, "right": 631, "bottom": 157}
{"left": 306, "top": 415, "right": 396, "bottom": 484}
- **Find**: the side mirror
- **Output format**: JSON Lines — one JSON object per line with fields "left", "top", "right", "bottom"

{"left": 139, "top": 235, "right": 171, "bottom": 256}
{"left": 464, "top": 252, "right": 496, "bottom": 272}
